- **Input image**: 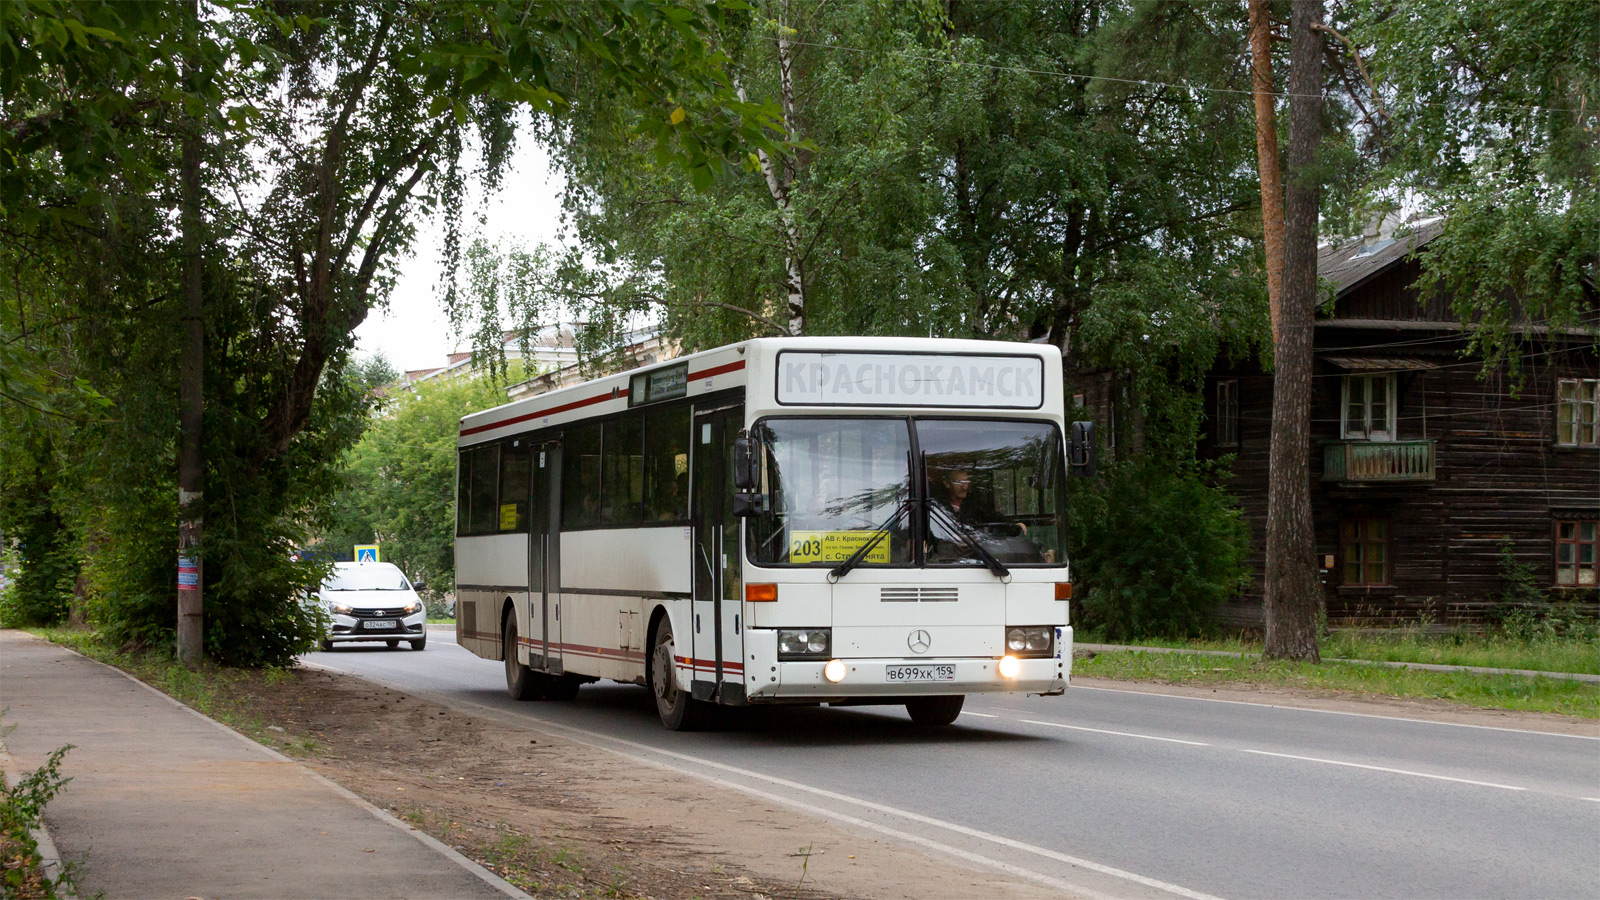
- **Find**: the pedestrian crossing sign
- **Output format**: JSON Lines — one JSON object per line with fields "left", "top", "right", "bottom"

{"left": 354, "top": 544, "right": 379, "bottom": 562}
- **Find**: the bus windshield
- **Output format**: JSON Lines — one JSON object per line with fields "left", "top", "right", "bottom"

{"left": 746, "top": 418, "right": 1067, "bottom": 568}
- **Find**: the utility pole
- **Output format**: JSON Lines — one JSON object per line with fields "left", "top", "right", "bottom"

{"left": 176, "top": 0, "right": 205, "bottom": 665}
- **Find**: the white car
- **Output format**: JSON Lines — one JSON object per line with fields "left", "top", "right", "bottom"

{"left": 316, "top": 562, "right": 428, "bottom": 651}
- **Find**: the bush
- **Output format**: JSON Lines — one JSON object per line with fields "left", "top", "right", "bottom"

{"left": 0, "top": 718, "right": 75, "bottom": 900}
{"left": 1067, "top": 459, "right": 1250, "bottom": 640}
{"left": 1489, "top": 542, "right": 1600, "bottom": 642}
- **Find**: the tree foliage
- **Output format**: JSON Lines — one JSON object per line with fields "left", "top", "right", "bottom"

{"left": 1351, "top": 0, "right": 1599, "bottom": 371}
{"left": 0, "top": 0, "right": 778, "bottom": 664}
{"left": 317, "top": 368, "right": 515, "bottom": 600}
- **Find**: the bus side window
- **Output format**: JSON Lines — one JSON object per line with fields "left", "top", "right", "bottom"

{"left": 498, "top": 440, "right": 531, "bottom": 532}
{"left": 603, "top": 416, "right": 644, "bottom": 525}
{"left": 644, "top": 404, "right": 691, "bottom": 522}
{"left": 467, "top": 444, "right": 500, "bottom": 535}
{"left": 563, "top": 423, "right": 602, "bottom": 528}
{"left": 456, "top": 451, "right": 471, "bottom": 536}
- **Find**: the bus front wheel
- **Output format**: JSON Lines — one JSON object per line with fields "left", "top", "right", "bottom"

{"left": 906, "top": 695, "right": 964, "bottom": 726}
{"left": 650, "top": 619, "right": 704, "bottom": 731}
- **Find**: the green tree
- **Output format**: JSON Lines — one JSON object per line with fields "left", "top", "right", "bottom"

{"left": 1352, "top": 0, "right": 1599, "bottom": 373}
{"left": 1, "top": 0, "right": 782, "bottom": 664}
{"left": 318, "top": 370, "right": 514, "bottom": 598}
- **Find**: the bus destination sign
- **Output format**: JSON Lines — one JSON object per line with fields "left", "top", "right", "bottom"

{"left": 629, "top": 363, "right": 688, "bottom": 406}
{"left": 777, "top": 352, "right": 1043, "bottom": 409}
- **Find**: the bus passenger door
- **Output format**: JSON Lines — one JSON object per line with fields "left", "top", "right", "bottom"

{"left": 528, "top": 440, "right": 561, "bottom": 673}
{"left": 692, "top": 405, "right": 744, "bottom": 701}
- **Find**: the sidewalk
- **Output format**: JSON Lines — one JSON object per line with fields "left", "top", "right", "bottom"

{"left": 1077, "top": 642, "right": 1600, "bottom": 683}
{"left": 0, "top": 630, "right": 525, "bottom": 900}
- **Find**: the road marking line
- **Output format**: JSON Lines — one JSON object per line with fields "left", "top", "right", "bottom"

{"left": 1234, "top": 748, "right": 1527, "bottom": 791}
{"left": 1583, "top": 797, "right": 1600, "bottom": 803}
{"left": 1071, "top": 685, "right": 1600, "bottom": 741}
{"left": 962, "top": 712, "right": 999, "bottom": 718}
{"left": 1021, "top": 720, "right": 1210, "bottom": 746}
{"left": 311, "top": 663, "right": 1230, "bottom": 900}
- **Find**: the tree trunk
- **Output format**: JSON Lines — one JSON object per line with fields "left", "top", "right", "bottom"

{"left": 737, "top": 1, "right": 805, "bottom": 335}
{"left": 1248, "top": 0, "right": 1286, "bottom": 343}
{"left": 1262, "top": 0, "right": 1323, "bottom": 662}
{"left": 176, "top": 0, "right": 205, "bottom": 666}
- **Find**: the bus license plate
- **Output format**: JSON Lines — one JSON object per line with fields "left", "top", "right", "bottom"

{"left": 363, "top": 620, "right": 398, "bottom": 630}
{"left": 885, "top": 664, "right": 955, "bottom": 683}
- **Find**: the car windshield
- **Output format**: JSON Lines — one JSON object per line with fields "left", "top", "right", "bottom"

{"left": 324, "top": 567, "right": 410, "bottom": 591}
{"left": 746, "top": 418, "right": 1067, "bottom": 567}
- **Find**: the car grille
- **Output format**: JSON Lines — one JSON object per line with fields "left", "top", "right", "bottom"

{"left": 353, "top": 607, "right": 409, "bottom": 617}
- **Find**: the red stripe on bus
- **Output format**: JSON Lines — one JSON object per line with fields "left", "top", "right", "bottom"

{"left": 687, "top": 360, "right": 745, "bottom": 380}
{"left": 459, "top": 388, "right": 628, "bottom": 438}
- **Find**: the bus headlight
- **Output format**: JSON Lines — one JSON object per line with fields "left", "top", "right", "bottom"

{"left": 824, "top": 659, "right": 847, "bottom": 683}
{"left": 998, "top": 655, "right": 1021, "bottom": 678}
{"left": 1005, "top": 626, "right": 1054, "bottom": 658}
{"left": 778, "top": 628, "right": 831, "bottom": 660}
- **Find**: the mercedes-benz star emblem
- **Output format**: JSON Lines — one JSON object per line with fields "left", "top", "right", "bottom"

{"left": 908, "top": 629, "right": 932, "bottom": 654}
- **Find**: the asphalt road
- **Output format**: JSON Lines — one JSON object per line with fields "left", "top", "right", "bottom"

{"left": 307, "top": 631, "right": 1600, "bottom": 900}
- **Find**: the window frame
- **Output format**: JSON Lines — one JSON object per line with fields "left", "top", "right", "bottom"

{"left": 1554, "top": 518, "right": 1598, "bottom": 588}
{"left": 1215, "top": 378, "right": 1239, "bottom": 447}
{"left": 1341, "top": 518, "right": 1390, "bottom": 586}
{"left": 1555, "top": 378, "right": 1598, "bottom": 447}
{"left": 1341, "top": 373, "right": 1397, "bottom": 441}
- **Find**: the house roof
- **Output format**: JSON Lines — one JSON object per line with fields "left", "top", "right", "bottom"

{"left": 1318, "top": 219, "right": 1444, "bottom": 297}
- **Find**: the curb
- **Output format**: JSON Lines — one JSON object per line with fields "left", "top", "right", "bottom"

{"left": 0, "top": 740, "right": 75, "bottom": 900}
{"left": 1077, "top": 643, "right": 1600, "bottom": 683}
{"left": 39, "top": 638, "right": 534, "bottom": 900}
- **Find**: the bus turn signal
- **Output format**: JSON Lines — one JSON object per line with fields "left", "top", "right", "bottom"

{"left": 745, "top": 583, "right": 778, "bottom": 602}
{"left": 1054, "top": 582, "right": 1073, "bottom": 600}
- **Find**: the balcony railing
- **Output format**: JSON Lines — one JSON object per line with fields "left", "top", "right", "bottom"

{"left": 1322, "top": 440, "right": 1435, "bottom": 483}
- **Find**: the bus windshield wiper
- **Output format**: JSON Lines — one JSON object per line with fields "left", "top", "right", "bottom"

{"left": 828, "top": 496, "right": 911, "bottom": 581}
{"left": 925, "top": 500, "right": 1011, "bottom": 579}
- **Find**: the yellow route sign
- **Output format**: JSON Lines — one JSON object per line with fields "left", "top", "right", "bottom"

{"left": 789, "top": 530, "right": 891, "bottom": 564}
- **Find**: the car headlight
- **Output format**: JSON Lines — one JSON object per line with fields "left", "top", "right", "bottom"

{"left": 777, "top": 628, "right": 831, "bottom": 660}
{"left": 328, "top": 603, "right": 353, "bottom": 615}
{"left": 403, "top": 602, "right": 422, "bottom": 615}
{"left": 1005, "top": 626, "right": 1053, "bottom": 659}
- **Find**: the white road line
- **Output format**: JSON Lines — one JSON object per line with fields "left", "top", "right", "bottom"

{"left": 1069, "top": 685, "right": 1600, "bottom": 740}
{"left": 1021, "top": 719, "right": 1210, "bottom": 746}
{"left": 962, "top": 712, "right": 999, "bottom": 718}
{"left": 308, "top": 663, "right": 1228, "bottom": 900}
{"left": 1234, "top": 748, "right": 1527, "bottom": 791}
{"left": 1583, "top": 797, "right": 1600, "bottom": 803}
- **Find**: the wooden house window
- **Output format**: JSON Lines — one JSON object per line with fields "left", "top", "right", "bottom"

{"left": 1215, "top": 379, "right": 1239, "bottom": 447}
{"left": 1342, "top": 519, "right": 1389, "bottom": 585}
{"left": 1556, "top": 379, "right": 1598, "bottom": 447}
{"left": 1342, "top": 374, "right": 1396, "bottom": 441}
{"left": 1555, "top": 519, "right": 1597, "bottom": 587}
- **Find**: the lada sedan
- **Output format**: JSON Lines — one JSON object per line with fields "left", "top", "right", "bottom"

{"left": 316, "top": 562, "right": 428, "bottom": 651}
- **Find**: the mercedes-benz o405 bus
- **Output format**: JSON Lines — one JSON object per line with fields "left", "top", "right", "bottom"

{"left": 454, "top": 337, "right": 1092, "bottom": 730}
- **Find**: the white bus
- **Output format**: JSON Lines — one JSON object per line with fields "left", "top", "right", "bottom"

{"left": 454, "top": 337, "right": 1093, "bottom": 730}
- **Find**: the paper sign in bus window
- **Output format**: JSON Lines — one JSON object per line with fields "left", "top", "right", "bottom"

{"left": 499, "top": 504, "right": 520, "bottom": 531}
{"left": 789, "top": 530, "right": 891, "bottom": 564}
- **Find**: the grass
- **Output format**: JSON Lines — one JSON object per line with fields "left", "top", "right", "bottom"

{"left": 1075, "top": 648, "right": 1600, "bottom": 718}
{"left": 1081, "top": 627, "right": 1600, "bottom": 675}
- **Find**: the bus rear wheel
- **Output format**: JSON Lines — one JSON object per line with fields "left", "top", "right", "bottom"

{"left": 650, "top": 619, "right": 703, "bottom": 731}
{"left": 906, "top": 695, "right": 964, "bottom": 726}
{"left": 504, "top": 617, "right": 546, "bottom": 701}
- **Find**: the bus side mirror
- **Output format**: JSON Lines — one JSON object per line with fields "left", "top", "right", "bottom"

{"left": 1068, "top": 421, "right": 1096, "bottom": 477}
{"left": 733, "top": 432, "right": 759, "bottom": 490}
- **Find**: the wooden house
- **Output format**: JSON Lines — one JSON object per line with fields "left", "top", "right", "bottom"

{"left": 1195, "top": 221, "right": 1598, "bottom": 627}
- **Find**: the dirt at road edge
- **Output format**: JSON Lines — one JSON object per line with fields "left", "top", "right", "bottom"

{"left": 220, "top": 666, "right": 1064, "bottom": 900}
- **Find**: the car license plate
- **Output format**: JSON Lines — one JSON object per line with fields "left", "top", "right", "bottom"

{"left": 885, "top": 664, "right": 955, "bottom": 683}
{"left": 363, "top": 620, "right": 398, "bottom": 630}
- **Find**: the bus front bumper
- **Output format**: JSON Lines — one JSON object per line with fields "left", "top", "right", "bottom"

{"left": 746, "top": 651, "right": 1069, "bottom": 701}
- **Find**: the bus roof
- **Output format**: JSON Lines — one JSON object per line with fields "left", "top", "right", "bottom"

{"left": 457, "top": 336, "right": 1062, "bottom": 446}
